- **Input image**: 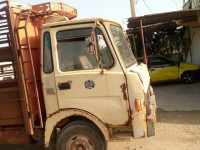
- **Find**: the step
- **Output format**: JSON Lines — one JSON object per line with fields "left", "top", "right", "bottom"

{"left": 20, "top": 43, "right": 28, "bottom": 47}
{"left": 25, "top": 77, "right": 33, "bottom": 81}
{"left": 111, "top": 132, "right": 133, "bottom": 141}
{"left": 23, "top": 61, "right": 31, "bottom": 64}
{"left": 16, "top": 26, "right": 25, "bottom": 30}
{"left": 19, "top": 18, "right": 27, "bottom": 21}
{"left": 28, "top": 94, "right": 36, "bottom": 97}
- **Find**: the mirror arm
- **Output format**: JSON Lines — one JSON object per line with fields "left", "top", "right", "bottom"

{"left": 91, "top": 23, "right": 104, "bottom": 71}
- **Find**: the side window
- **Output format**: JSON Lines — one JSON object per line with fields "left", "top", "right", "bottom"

{"left": 96, "top": 28, "right": 114, "bottom": 69}
{"left": 149, "top": 57, "right": 174, "bottom": 68}
{"left": 56, "top": 28, "right": 98, "bottom": 72}
{"left": 43, "top": 32, "right": 53, "bottom": 73}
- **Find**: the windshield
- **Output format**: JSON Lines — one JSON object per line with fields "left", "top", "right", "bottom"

{"left": 110, "top": 24, "right": 136, "bottom": 68}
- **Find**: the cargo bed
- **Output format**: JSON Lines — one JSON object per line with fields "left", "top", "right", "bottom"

{"left": 0, "top": 0, "right": 78, "bottom": 144}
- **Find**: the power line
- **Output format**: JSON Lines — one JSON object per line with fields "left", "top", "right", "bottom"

{"left": 142, "top": 0, "right": 153, "bottom": 13}
{"left": 134, "top": 0, "right": 138, "bottom": 4}
{"left": 172, "top": 0, "right": 179, "bottom": 9}
{"left": 135, "top": 6, "right": 141, "bottom": 16}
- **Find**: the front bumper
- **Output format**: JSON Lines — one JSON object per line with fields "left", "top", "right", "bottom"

{"left": 147, "top": 86, "right": 156, "bottom": 137}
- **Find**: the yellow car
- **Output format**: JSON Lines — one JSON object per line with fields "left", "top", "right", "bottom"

{"left": 138, "top": 56, "right": 199, "bottom": 84}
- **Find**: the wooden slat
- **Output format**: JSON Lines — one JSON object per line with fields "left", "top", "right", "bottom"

{"left": 0, "top": 14, "right": 7, "bottom": 17}
{"left": 0, "top": 21, "right": 8, "bottom": 24}
{"left": 0, "top": 57, "right": 12, "bottom": 62}
{"left": 0, "top": 17, "right": 7, "bottom": 20}
{"left": 0, "top": 32, "right": 9, "bottom": 36}
{"left": 0, "top": 1, "right": 8, "bottom": 5}
{"left": 0, "top": 25, "right": 9, "bottom": 29}
{"left": 0, "top": 79, "right": 17, "bottom": 83}
{"left": 0, "top": 73, "right": 14, "bottom": 77}
{"left": 0, "top": 28, "right": 8, "bottom": 32}
{"left": 0, "top": 37, "right": 8, "bottom": 40}
{"left": 0, "top": 98, "right": 24, "bottom": 102}
{"left": 0, "top": 87, "right": 18, "bottom": 93}
{"left": 0, "top": 118, "right": 23, "bottom": 125}
{"left": 0, "top": 127, "right": 30, "bottom": 144}
{"left": 0, "top": 54, "right": 12, "bottom": 62}
{"left": 0, "top": 46, "right": 11, "bottom": 52}
{"left": 0, "top": 73, "right": 14, "bottom": 78}
{"left": 0, "top": 40, "right": 9, "bottom": 44}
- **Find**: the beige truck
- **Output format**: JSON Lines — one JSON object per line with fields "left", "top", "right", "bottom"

{"left": 0, "top": 1, "right": 156, "bottom": 150}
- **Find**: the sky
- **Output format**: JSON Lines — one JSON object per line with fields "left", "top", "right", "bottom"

{"left": 13, "top": 0, "right": 184, "bottom": 28}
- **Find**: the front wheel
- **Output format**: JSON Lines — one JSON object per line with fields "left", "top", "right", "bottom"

{"left": 181, "top": 71, "right": 195, "bottom": 84}
{"left": 56, "top": 120, "right": 106, "bottom": 150}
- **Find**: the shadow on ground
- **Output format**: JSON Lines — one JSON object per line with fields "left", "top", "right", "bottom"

{"left": 157, "top": 109, "right": 200, "bottom": 125}
{"left": 1, "top": 110, "right": 200, "bottom": 150}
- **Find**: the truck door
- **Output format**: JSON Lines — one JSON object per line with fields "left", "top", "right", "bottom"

{"left": 149, "top": 57, "right": 179, "bottom": 82}
{"left": 51, "top": 24, "right": 130, "bottom": 125}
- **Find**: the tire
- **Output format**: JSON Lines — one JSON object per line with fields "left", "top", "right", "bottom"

{"left": 56, "top": 120, "right": 106, "bottom": 150}
{"left": 181, "top": 71, "right": 195, "bottom": 84}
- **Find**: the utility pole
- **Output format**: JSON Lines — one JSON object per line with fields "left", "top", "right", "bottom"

{"left": 129, "top": 0, "right": 138, "bottom": 58}
{"left": 130, "top": 0, "right": 136, "bottom": 17}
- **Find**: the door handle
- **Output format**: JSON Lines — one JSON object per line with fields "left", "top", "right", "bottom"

{"left": 58, "top": 81, "right": 72, "bottom": 90}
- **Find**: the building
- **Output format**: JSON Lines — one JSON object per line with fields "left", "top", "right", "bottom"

{"left": 184, "top": 0, "right": 200, "bottom": 65}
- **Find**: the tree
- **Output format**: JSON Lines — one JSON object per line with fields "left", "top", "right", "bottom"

{"left": 129, "top": 27, "right": 186, "bottom": 57}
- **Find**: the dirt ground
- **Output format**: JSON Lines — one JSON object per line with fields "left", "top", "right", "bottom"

{"left": 1, "top": 110, "right": 200, "bottom": 150}
{"left": 108, "top": 110, "right": 200, "bottom": 150}
{"left": 153, "top": 81, "right": 200, "bottom": 111}
{"left": 0, "top": 82, "right": 200, "bottom": 150}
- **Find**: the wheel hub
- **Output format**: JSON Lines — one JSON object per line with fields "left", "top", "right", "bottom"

{"left": 71, "top": 139, "right": 89, "bottom": 150}
{"left": 66, "top": 134, "right": 95, "bottom": 150}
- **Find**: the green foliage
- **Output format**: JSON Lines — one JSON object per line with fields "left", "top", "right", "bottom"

{"left": 128, "top": 27, "right": 186, "bottom": 57}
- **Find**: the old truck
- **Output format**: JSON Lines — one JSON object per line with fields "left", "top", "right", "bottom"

{"left": 0, "top": 1, "right": 156, "bottom": 150}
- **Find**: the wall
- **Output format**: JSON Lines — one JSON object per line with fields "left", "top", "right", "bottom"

{"left": 186, "top": 26, "right": 200, "bottom": 65}
{"left": 184, "top": 0, "right": 200, "bottom": 65}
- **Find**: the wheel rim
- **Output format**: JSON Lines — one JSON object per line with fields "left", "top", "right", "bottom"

{"left": 66, "top": 134, "right": 95, "bottom": 150}
{"left": 183, "top": 73, "right": 194, "bottom": 83}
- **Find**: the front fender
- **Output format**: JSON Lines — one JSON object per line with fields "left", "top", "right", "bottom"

{"left": 44, "top": 109, "right": 110, "bottom": 148}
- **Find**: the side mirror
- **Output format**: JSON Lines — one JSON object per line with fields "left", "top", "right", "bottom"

{"left": 85, "top": 36, "right": 94, "bottom": 54}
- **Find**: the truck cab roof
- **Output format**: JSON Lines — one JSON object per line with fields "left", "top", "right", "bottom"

{"left": 42, "top": 17, "right": 122, "bottom": 28}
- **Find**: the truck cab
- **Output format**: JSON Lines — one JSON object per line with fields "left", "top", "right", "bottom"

{"left": 0, "top": 1, "right": 155, "bottom": 149}
{"left": 42, "top": 17, "right": 156, "bottom": 150}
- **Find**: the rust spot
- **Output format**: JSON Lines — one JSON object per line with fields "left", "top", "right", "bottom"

{"left": 125, "top": 108, "right": 133, "bottom": 126}
{"left": 144, "top": 93, "right": 146, "bottom": 106}
{"left": 120, "top": 83, "right": 128, "bottom": 100}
